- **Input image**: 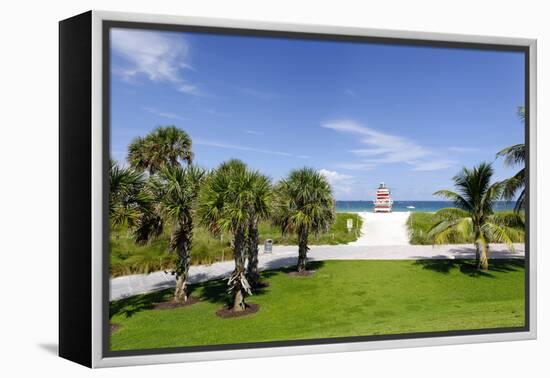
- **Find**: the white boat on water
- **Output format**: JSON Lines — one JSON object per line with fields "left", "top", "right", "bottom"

{"left": 407, "top": 206, "right": 415, "bottom": 209}
{"left": 373, "top": 182, "right": 393, "bottom": 213}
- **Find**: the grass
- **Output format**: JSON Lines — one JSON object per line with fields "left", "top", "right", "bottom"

{"left": 407, "top": 211, "right": 525, "bottom": 245}
{"left": 110, "top": 212, "right": 362, "bottom": 277}
{"left": 110, "top": 227, "right": 232, "bottom": 277}
{"left": 110, "top": 259, "right": 525, "bottom": 351}
{"left": 258, "top": 212, "right": 362, "bottom": 245}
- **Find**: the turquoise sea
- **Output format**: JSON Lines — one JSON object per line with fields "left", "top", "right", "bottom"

{"left": 336, "top": 201, "right": 516, "bottom": 213}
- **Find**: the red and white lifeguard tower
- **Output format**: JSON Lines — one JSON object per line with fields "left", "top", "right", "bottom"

{"left": 373, "top": 182, "right": 393, "bottom": 213}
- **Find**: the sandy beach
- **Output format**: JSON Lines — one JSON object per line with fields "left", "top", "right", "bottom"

{"left": 348, "top": 211, "right": 411, "bottom": 246}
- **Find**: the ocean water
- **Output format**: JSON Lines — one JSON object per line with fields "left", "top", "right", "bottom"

{"left": 336, "top": 200, "right": 516, "bottom": 213}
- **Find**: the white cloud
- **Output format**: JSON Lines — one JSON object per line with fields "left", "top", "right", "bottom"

{"left": 111, "top": 29, "right": 199, "bottom": 95}
{"left": 322, "top": 119, "right": 453, "bottom": 171}
{"left": 176, "top": 83, "right": 200, "bottom": 95}
{"left": 319, "top": 169, "right": 354, "bottom": 195}
{"left": 448, "top": 146, "right": 480, "bottom": 153}
{"left": 194, "top": 139, "right": 309, "bottom": 159}
{"left": 334, "top": 162, "right": 376, "bottom": 171}
{"left": 143, "top": 107, "right": 186, "bottom": 121}
{"left": 345, "top": 89, "right": 356, "bottom": 97}
{"left": 319, "top": 169, "right": 352, "bottom": 183}
{"left": 408, "top": 160, "right": 455, "bottom": 171}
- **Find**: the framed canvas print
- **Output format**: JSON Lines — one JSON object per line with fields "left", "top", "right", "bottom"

{"left": 59, "top": 10, "right": 537, "bottom": 368}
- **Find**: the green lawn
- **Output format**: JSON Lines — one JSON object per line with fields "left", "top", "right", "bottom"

{"left": 110, "top": 259, "right": 525, "bottom": 351}
{"left": 407, "top": 211, "right": 525, "bottom": 245}
{"left": 110, "top": 212, "right": 362, "bottom": 277}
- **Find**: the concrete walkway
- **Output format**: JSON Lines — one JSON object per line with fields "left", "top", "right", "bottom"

{"left": 110, "top": 243, "right": 525, "bottom": 301}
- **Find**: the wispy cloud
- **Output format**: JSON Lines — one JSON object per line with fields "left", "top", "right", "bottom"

{"left": 111, "top": 29, "right": 200, "bottom": 95}
{"left": 238, "top": 87, "right": 277, "bottom": 100}
{"left": 244, "top": 130, "right": 264, "bottom": 136}
{"left": 143, "top": 107, "right": 186, "bottom": 121}
{"left": 344, "top": 89, "right": 356, "bottom": 97}
{"left": 448, "top": 146, "right": 480, "bottom": 153}
{"left": 194, "top": 139, "right": 309, "bottom": 159}
{"left": 407, "top": 160, "right": 455, "bottom": 171}
{"left": 203, "top": 109, "right": 230, "bottom": 117}
{"left": 319, "top": 169, "right": 354, "bottom": 196}
{"left": 322, "top": 119, "right": 453, "bottom": 171}
{"left": 334, "top": 162, "right": 376, "bottom": 171}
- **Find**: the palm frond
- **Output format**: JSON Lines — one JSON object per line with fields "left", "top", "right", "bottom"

{"left": 517, "top": 106, "right": 525, "bottom": 122}
{"left": 500, "top": 169, "right": 525, "bottom": 201}
{"left": 433, "top": 190, "right": 472, "bottom": 212}
{"left": 496, "top": 144, "right": 525, "bottom": 167}
{"left": 133, "top": 212, "right": 164, "bottom": 245}
{"left": 514, "top": 189, "right": 526, "bottom": 212}
{"left": 481, "top": 222, "right": 521, "bottom": 251}
{"left": 271, "top": 168, "right": 335, "bottom": 236}
{"left": 127, "top": 126, "right": 193, "bottom": 174}
{"left": 435, "top": 207, "right": 470, "bottom": 220}
{"left": 488, "top": 212, "right": 525, "bottom": 229}
{"left": 428, "top": 217, "right": 473, "bottom": 244}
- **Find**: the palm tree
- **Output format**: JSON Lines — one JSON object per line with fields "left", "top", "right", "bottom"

{"left": 135, "top": 165, "right": 205, "bottom": 303}
{"left": 245, "top": 172, "right": 272, "bottom": 287}
{"left": 109, "top": 160, "right": 149, "bottom": 229}
{"left": 128, "top": 126, "right": 193, "bottom": 174}
{"left": 272, "top": 168, "right": 335, "bottom": 272}
{"left": 496, "top": 106, "right": 526, "bottom": 212}
{"left": 429, "top": 162, "right": 524, "bottom": 270}
{"left": 198, "top": 160, "right": 257, "bottom": 312}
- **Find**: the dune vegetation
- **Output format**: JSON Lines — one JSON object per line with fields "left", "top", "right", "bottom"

{"left": 110, "top": 212, "right": 362, "bottom": 277}
{"left": 408, "top": 211, "right": 525, "bottom": 245}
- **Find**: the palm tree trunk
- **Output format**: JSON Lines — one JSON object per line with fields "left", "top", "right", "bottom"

{"left": 246, "top": 219, "right": 260, "bottom": 286}
{"left": 474, "top": 229, "right": 481, "bottom": 266}
{"left": 234, "top": 226, "right": 247, "bottom": 270}
{"left": 174, "top": 273, "right": 188, "bottom": 302}
{"left": 231, "top": 226, "right": 248, "bottom": 312}
{"left": 478, "top": 242, "right": 489, "bottom": 271}
{"left": 474, "top": 243, "right": 480, "bottom": 265}
{"left": 297, "top": 227, "right": 309, "bottom": 272}
{"left": 233, "top": 289, "right": 245, "bottom": 312}
{"left": 173, "top": 221, "right": 192, "bottom": 303}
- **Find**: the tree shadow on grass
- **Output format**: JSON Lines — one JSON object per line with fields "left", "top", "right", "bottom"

{"left": 110, "top": 261, "right": 329, "bottom": 318}
{"left": 275, "top": 260, "right": 326, "bottom": 274}
{"left": 200, "top": 276, "right": 270, "bottom": 307}
{"left": 199, "top": 261, "right": 326, "bottom": 307}
{"left": 110, "top": 289, "right": 171, "bottom": 319}
{"left": 414, "top": 259, "right": 525, "bottom": 278}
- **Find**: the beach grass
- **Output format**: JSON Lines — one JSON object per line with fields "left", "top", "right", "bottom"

{"left": 258, "top": 212, "right": 362, "bottom": 245}
{"left": 110, "top": 212, "right": 362, "bottom": 277}
{"left": 407, "top": 211, "right": 525, "bottom": 245}
{"left": 110, "top": 259, "right": 525, "bottom": 351}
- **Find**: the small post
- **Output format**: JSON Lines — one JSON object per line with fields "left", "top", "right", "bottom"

{"left": 346, "top": 218, "right": 353, "bottom": 233}
{"left": 264, "top": 239, "right": 273, "bottom": 254}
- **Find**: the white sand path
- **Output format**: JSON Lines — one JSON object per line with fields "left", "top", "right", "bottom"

{"left": 348, "top": 211, "right": 411, "bottom": 246}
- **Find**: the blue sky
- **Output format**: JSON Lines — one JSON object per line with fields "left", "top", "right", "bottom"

{"left": 110, "top": 28, "right": 525, "bottom": 200}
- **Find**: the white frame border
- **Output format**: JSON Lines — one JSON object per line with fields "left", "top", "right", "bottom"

{"left": 90, "top": 10, "right": 537, "bottom": 368}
